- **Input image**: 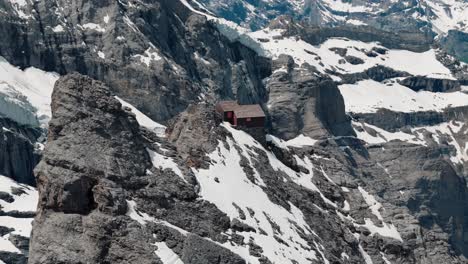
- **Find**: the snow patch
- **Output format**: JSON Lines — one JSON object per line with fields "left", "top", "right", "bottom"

{"left": 413, "top": 121, "right": 468, "bottom": 164}
{"left": 248, "top": 32, "right": 453, "bottom": 79}
{"left": 115, "top": 96, "right": 166, "bottom": 137}
{"left": 340, "top": 80, "right": 468, "bottom": 114}
{"left": 358, "top": 187, "right": 402, "bottom": 241}
{"left": 0, "top": 175, "right": 38, "bottom": 213}
{"left": 81, "top": 23, "right": 105, "bottom": 32}
{"left": 97, "top": 51, "right": 105, "bottom": 59}
{"left": 133, "top": 48, "right": 163, "bottom": 67}
{"left": 52, "top": 25, "right": 65, "bottom": 32}
{"left": 147, "top": 149, "right": 186, "bottom": 182}
{"left": 0, "top": 175, "right": 37, "bottom": 254}
{"left": 126, "top": 200, "right": 155, "bottom": 225}
{"left": 353, "top": 122, "right": 425, "bottom": 145}
{"left": 266, "top": 134, "right": 317, "bottom": 149}
{"left": 154, "top": 242, "right": 184, "bottom": 264}
{"left": 192, "top": 124, "right": 318, "bottom": 263}
{"left": 0, "top": 57, "right": 58, "bottom": 126}
{"left": 103, "top": 14, "right": 110, "bottom": 24}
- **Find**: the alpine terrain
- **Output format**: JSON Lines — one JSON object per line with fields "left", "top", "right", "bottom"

{"left": 0, "top": 0, "right": 467, "bottom": 263}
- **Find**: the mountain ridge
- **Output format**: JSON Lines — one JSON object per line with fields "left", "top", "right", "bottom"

{"left": 0, "top": 0, "right": 467, "bottom": 263}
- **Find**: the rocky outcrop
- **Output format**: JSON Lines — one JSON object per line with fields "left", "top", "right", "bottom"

{"left": 399, "top": 76, "right": 460, "bottom": 92}
{"left": 29, "top": 73, "right": 157, "bottom": 263}
{"left": 29, "top": 73, "right": 246, "bottom": 264}
{"left": 338, "top": 65, "right": 410, "bottom": 84}
{"left": 351, "top": 106, "right": 468, "bottom": 132}
{"left": 1, "top": 1, "right": 466, "bottom": 263}
{"left": 266, "top": 55, "right": 355, "bottom": 140}
{"left": 295, "top": 25, "right": 433, "bottom": 53}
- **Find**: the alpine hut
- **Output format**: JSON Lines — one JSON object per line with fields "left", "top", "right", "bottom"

{"left": 216, "top": 101, "right": 265, "bottom": 128}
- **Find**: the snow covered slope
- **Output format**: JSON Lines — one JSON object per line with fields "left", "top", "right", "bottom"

{"left": 249, "top": 29, "right": 454, "bottom": 78}
{"left": 339, "top": 79, "right": 468, "bottom": 113}
{"left": 125, "top": 119, "right": 410, "bottom": 263}
{"left": 0, "top": 175, "right": 37, "bottom": 259}
{"left": 0, "top": 57, "right": 58, "bottom": 127}
{"left": 197, "top": 0, "right": 468, "bottom": 35}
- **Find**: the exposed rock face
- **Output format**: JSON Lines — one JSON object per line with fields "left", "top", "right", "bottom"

{"left": 266, "top": 55, "right": 355, "bottom": 140}
{"left": 29, "top": 73, "right": 157, "bottom": 263}
{"left": 198, "top": 0, "right": 467, "bottom": 63}
{"left": 441, "top": 30, "right": 468, "bottom": 63}
{"left": 292, "top": 25, "right": 434, "bottom": 53}
{"left": 26, "top": 70, "right": 468, "bottom": 264}
{"left": 351, "top": 106, "right": 468, "bottom": 132}
{"left": 0, "top": 0, "right": 467, "bottom": 263}
{"left": 354, "top": 140, "right": 468, "bottom": 263}
{"left": 339, "top": 65, "right": 410, "bottom": 84}
{"left": 0, "top": 117, "right": 40, "bottom": 185}
{"left": 399, "top": 76, "right": 460, "bottom": 92}
{"left": 0, "top": 0, "right": 270, "bottom": 123}
{"left": 29, "top": 73, "right": 246, "bottom": 264}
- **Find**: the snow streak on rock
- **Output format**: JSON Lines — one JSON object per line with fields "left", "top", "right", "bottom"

{"left": 192, "top": 123, "right": 328, "bottom": 263}
{"left": 115, "top": 96, "right": 167, "bottom": 137}
{"left": 154, "top": 242, "right": 184, "bottom": 264}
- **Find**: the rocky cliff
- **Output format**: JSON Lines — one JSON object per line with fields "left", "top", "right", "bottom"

{"left": 28, "top": 72, "right": 468, "bottom": 264}
{"left": 0, "top": 0, "right": 468, "bottom": 263}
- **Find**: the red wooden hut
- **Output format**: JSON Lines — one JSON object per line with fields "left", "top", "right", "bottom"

{"left": 215, "top": 101, "right": 265, "bottom": 128}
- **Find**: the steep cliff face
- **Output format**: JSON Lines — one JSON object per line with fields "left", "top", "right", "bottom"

{"left": 1, "top": 0, "right": 468, "bottom": 263}
{"left": 28, "top": 72, "right": 468, "bottom": 264}
{"left": 0, "top": 117, "right": 40, "bottom": 186}
{"left": 0, "top": 0, "right": 271, "bottom": 123}
{"left": 29, "top": 74, "right": 246, "bottom": 264}
{"left": 266, "top": 55, "right": 354, "bottom": 140}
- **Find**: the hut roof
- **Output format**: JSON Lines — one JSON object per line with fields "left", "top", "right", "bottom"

{"left": 217, "top": 101, "right": 238, "bottom": 111}
{"left": 217, "top": 101, "right": 265, "bottom": 118}
{"left": 234, "top": 104, "right": 265, "bottom": 118}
